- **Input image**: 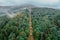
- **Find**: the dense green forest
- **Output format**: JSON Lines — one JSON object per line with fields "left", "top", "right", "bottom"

{"left": 0, "top": 8, "right": 60, "bottom": 40}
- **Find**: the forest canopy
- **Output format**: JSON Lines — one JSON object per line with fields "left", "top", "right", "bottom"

{"left": 0, "top": 8, "right": 60, "bottom": 40}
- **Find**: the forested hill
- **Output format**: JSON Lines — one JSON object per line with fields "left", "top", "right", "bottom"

{"left": 0, "top": 7, "right": 60, "bottom": 40}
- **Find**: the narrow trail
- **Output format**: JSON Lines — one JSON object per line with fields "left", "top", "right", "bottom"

{"left": 28, "top": 8, "right": 34, "bottom": 40}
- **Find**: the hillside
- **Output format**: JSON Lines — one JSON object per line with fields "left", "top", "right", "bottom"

{"left": 0, "top": 7, "right": 60, "bottom": 40}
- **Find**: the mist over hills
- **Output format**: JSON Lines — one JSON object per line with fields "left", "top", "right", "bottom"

{"left": 0, "top": 4, "right": 60, "bottom": 17}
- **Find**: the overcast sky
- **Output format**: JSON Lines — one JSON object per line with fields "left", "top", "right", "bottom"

{"left": 0, "top": 0, "right": 60, "bottom": 8}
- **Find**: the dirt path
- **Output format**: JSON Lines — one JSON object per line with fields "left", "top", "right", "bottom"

{"left": 28, "top": 8, "right": 34, "bottom": 40}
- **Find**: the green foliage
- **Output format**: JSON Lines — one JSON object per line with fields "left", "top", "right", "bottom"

{"left": 0, "top": 8, "right": 60, "bottom": 40}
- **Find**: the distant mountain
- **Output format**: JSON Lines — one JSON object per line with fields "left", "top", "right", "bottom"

{"left": 0, "top": 4, "right": 60, "bottom": 17}
{"left": 0, "top": 4, "right": 35, "bottom": 16}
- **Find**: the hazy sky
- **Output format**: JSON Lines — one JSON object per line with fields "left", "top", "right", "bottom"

{"left": 0, "top": 0, "right": 60, "bottom": 8}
